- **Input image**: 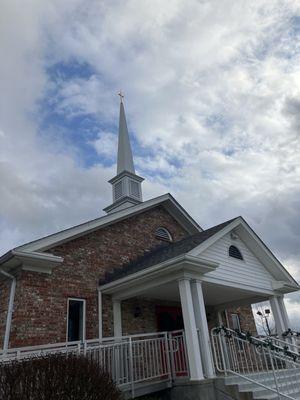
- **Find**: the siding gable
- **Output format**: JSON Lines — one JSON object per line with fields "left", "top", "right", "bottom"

{"left": 199, "top": 232, "right": 274, "bottom": 290}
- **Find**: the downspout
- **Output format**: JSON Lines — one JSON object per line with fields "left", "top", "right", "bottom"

{"left": 98, "top": 289, "right": 102, "bottom": 341}
{"left": 0, "top": 270, "right": 16, "bottom": 351}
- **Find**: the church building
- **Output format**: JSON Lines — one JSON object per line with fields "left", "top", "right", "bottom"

{"left": 0, "top": 97, "right": 299, "bottom": 385}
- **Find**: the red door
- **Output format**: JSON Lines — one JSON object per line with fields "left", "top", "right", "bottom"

{"left": 156, "top": 306, "right": 188, "bottom": 377}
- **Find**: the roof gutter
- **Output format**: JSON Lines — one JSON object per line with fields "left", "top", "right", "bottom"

{"left": 99, "top": 254, "right": 218, "bottom": 293}
{"left": 0, "top": 269, "right": 16, "bottom": 352}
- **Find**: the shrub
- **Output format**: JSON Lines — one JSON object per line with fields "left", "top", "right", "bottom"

{"left": 0, "top": 353, "right": 122, "bottom": 400}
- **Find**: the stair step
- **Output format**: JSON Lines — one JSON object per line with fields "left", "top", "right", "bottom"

{"left": 225, "top": 369, "right": 300, "bottom": 400}
{"left": 237, "top": 372, "right": 300, "bottom": 391}
{"left": 252, "top": 387, "right": 300, "bottom": 399}
{"left": 225, "top": 368, "right": 300, "bottom": 385}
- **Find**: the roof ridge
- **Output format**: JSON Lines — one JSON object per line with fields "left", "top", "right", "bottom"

{"left": 6, "top": 193, "right": 201, "bottom": 256}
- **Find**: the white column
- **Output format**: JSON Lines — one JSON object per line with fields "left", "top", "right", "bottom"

{"left": 191, "top": 280, "right": 215, "bottom": 378}
{"left": 277, "top": 296, "right": 290, "bottom": 331}
{"left": 113, "top": 299, "right": 122, "bottom": 337}
{"left": 178, "top": 278, "right": 204, "bottom": 380}
{"left": 269, "top": 296, "right": 286, "bottom": 335}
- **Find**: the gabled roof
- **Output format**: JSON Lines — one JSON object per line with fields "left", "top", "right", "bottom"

{"left": 100, "top": 218, "right": 236, "bottom": 284}
{"left": 0, "top": 194, "right": 202, "bottom": 261}
{"left": 100, "top": 216, "right": 300, "bottom": 294}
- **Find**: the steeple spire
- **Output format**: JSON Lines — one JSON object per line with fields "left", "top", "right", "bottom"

{"left": 117, "top": 95, "right": 135, "bottom": 174}
{"left": 103, "top": 93, "right": 144, "bottom": 214}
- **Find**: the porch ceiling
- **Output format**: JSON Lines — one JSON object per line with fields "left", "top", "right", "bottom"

{"left": 134, "top": 280, "right": 267, "bottom": 306}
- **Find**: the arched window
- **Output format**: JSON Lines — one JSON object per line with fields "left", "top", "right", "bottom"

{"left": 229, "top": 245, "right": 243, "bottom": 260}
{"left": 155, "top": 227, "right": 173, "bottom": 242}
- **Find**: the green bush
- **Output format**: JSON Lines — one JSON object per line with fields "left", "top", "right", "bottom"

{"left": 0, "top": 353, "right": 122, "bottom": 400}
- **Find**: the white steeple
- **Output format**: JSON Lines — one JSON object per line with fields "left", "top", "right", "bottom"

{"left": 117, "top": 98, "right": 135, "bottom": 174}
{"left": 103, "top": 93, "right": 144, "bottom": 214}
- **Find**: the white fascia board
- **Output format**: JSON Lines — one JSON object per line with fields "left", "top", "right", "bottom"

{"left": 188, "top": 216, "right": 300, "bottom": 291}
{"left": 201, "top": 275, "right": 275, "bottom": 296}
{"left": 99, "top": 254, "right": 218, "bottom": 295}
{"left": 12, "top": 193, "right": 201, "bottom": 253}
{"left": 272, "top": 280, "right": 300, "bottom": 294}
{"left": 1, "top": 250, "right": 64, "bottom": 276}
{"left": 234, "top": 221, "right": 299, "bottom": 287}
{"left": 12, "top": 250, "right": 63, "bottom": 263}
{"left": 214, "top": 295, "right": 271, "bottom": 310}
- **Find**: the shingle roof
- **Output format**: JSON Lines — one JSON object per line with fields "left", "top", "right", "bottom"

{"left": 100, "top": 217, "right": 237, "bottom": 285}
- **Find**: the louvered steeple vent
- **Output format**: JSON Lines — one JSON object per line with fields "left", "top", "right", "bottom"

{"left": 103, "top": 94, "right": 144, "bottom": 214}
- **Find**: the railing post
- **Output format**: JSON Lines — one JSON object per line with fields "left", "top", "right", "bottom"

{"left": 218, "top": 332, "right": 228, "bottom": 375}
{"left": 268, "top": 347, "right": 280, "bottom": 395}
{"left": 164, "top": 332, "right": 172, "bottom": 384}
{"left": 128, "top": 338, "right": 134, "bottom": 399}
{"left": 168, "top": 332, "right": 176, "bottom": 381}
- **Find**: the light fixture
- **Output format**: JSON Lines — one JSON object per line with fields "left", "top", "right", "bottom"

{"left": 230, "top": 232, "right": 238, "bottom": 240}
{"left": 133, "top": 306, "right": 142, "bottom": 318}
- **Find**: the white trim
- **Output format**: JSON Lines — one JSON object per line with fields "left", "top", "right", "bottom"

{"left": 188, "top": 217, "right": 300, "bottom": 289}
{"left": 12, "top": 194, "right": 201, "bottom": 253}
{"left": 191, "top": 280, "right": 215, "bottom": 378}
{"left": 0, "top": 250, "right": 63, "bottom": 278}
{"left": 230, "top": 313, "right": 241, "bottom": 331}
{"left": 99, "top": 255, "right": 218, "bottom": 294}
{"left": 178, "top": 278, "right": 204, "bottom": 380}
{"left": 66, "top": 298, "right": 86, "bottom": 342}
{"left": 269, "top": 296, "right": 286, "bottom": 335}
{"left": 98, "top": 290, "right": 102, "bottom": 340}
{"left": 188, "top": 219, "right": 241, "bottom": 256}
{"left": 113, "top": 300, "right": 122, "bottom": 337}
{"left": 0, "top": 270, "right": 16, "bottom": 351}
{"left": 201, "top": 275, "right": 275, "bottom": 295}
{"left": 102, "top": 259, "right": 277, "bottom": 301}
{"left": 277, "top": 295, "right": 290, "bottom": 330}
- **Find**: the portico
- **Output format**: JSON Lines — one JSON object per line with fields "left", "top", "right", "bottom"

{"left": 99, "top": 244, "right": 295, "bottom": 381}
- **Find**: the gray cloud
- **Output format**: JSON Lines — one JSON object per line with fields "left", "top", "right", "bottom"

{"left": 1, "top": 0, "right": 300, "bottom": 326}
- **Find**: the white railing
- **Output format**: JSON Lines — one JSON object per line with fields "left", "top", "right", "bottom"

{"left": 211, "top": 326, "right": 300, "bottom": 400}
{"left": 268, "top": 335, "right": 300, "bottom": 355}
{"left": 0, "top": 330, "right": 189, "bottom": 398}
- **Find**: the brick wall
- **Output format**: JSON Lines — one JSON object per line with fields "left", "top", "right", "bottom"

{"left": 0, "top": 204, "right": 258, "bottom": 348}
{"left": 226, "top": 305, "right": 257, "bottom": 334}
{"left": 5, "top": 206, "right": 188, "bottom": 347}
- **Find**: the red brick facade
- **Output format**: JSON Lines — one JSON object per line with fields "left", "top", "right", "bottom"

{"left": 0, "top": 205, "right": 257, "bottom": 348}
{"left": 4, "top": 206, "right": 188, "bottom": 347}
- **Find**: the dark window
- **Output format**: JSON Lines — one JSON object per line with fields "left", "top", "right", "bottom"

{"left": 229, "top": 245, "right": 243, "bottom": 260}
{"left": 155, "top": 227, "right": 172, "bottom": 242}
{"left": 68, "top": 299, "right": 85, "bottom": 342}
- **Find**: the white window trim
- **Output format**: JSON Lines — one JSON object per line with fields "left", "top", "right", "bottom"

{"left": 231, "top": 313, "right": 241, "bottom": 331}
{"left": 66, "top": 297, "right": 86, "bottom": 342}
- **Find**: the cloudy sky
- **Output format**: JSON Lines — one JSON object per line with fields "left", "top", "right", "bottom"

{"left": 1, "top": 1, "right": 300, "bottom": 328}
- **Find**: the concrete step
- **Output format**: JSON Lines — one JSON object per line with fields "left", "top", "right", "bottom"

{"left": 225, "top": 369, "right": 300, "bottom": 400}
{"left": 225, "top": 368, "right": 300, "bottom": 385}
{"left": 238, "top": 372, "right": 300, "bottom": 392}
{"left": 252, "top": 387, "right": 300, "bottom": 400}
